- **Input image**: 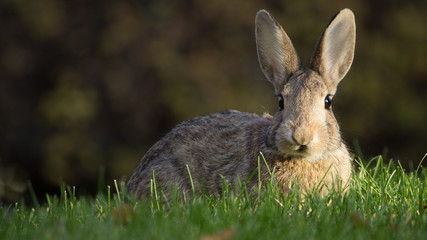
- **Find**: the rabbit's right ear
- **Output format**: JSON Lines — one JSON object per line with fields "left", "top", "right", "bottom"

{"left": 255, "top": 10, "right": 301, "bottom": 94}
{"left": 310, "top": 9, "right": 356, "bottom": 94}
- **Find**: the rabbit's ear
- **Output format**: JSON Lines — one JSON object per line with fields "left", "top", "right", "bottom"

{"left": 310, "top": 9, "right": 356, "bottom": 94}
{"left": 255, "top": 10, "right": 301, "bottom": 94}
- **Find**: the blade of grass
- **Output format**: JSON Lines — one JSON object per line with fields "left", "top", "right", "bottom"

{"left": 107, "top": 185, "right": 111, "bottom": 211}
{"left": 114, "top": 179, "right": 121, "bottom": 205}
{"left": 64, "top": 190, "right": 68, "bottom": 213}
{"left": 151, "top": 171, "right": 160, "bottom": 210}
{"left": 186, "top": 164, "right": 196, "bottom": 198}
{"left": 415, "top": 153, "right": 426, "bottom": 176}
{"left": 27, "top": 181, "right": 39, "bottom": 208}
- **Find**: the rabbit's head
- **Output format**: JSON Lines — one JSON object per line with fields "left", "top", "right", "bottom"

{"left": 256, "top": 9, "right": 355, "bottom": 162}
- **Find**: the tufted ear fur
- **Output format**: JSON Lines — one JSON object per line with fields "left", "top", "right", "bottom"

{"left": 255, "top": 10, "right": 301, "bottom": 95}
{"left": 310, "top": 9, "right": 356, "bottom": 94}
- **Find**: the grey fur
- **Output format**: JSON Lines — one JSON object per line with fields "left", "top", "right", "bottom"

{"left": 127, "top": 9, "right": 356, "bottom": 198}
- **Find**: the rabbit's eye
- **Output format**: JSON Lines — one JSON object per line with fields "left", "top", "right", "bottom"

{"left": 324, "top": 94, "right": 332, "bottom": 109}
{"left": 278, "top": 95, "right": 284, "bottom": 110}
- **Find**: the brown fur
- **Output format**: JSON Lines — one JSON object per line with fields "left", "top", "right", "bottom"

{"left": 127, "top": 9, "right": 356, "bottom": 198}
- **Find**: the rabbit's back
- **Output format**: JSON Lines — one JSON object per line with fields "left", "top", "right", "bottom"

{"left": 126, "top": 110, "right": 272, "bottom": 197}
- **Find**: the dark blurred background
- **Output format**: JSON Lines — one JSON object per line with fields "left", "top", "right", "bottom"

{"left": 1, "top": 0, "right": 426, "bottom": 203}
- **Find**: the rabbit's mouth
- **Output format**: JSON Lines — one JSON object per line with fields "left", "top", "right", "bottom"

{"left": 284, "top": 143, "right": 325, "bottom": 162}
{"left": 286, "top": 145, "right": 308, "bottom": 155}
{"left": 286, "top": 144, "right": 311, "bottom": 157}
{"left": 296, "top": 145, "right": 308, "bottom": 152}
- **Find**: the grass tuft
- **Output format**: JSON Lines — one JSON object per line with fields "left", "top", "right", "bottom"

{"left": 1, "top": 155, "right": 426, "bottom": 239}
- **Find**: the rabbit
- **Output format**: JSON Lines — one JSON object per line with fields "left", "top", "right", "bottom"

{"left": 127, "top": 8, "right": 355, "bottom": 198}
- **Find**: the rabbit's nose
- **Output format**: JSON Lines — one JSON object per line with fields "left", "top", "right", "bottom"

{"left": 291, "top": 129, "right": 314, "bottom": 146}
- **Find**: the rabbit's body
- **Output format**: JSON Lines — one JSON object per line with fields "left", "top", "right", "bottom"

{"left": 127, "top": 110, "right": 271, "bottom": 196}
{"left": 127, "top": 9, "right": 356, "bottom": 197}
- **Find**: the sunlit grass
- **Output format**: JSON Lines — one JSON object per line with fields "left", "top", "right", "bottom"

{"left": 1, "top": 155, "right": 426, "bottom": 240}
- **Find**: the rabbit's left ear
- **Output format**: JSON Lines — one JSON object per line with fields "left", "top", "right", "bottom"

{"left": 310, "top": 9, "right": 356, "bottom": 94}
{"left": 255, "top": 10, "right": 301, "bottom": 95}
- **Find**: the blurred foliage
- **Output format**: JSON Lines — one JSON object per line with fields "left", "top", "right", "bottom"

{"left": 0, "top": 0, "right": 426, "bottom": 203}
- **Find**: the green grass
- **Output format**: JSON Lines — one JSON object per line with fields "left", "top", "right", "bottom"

{"left": 1, "top": 155, "right": 426, "bottom": 240}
